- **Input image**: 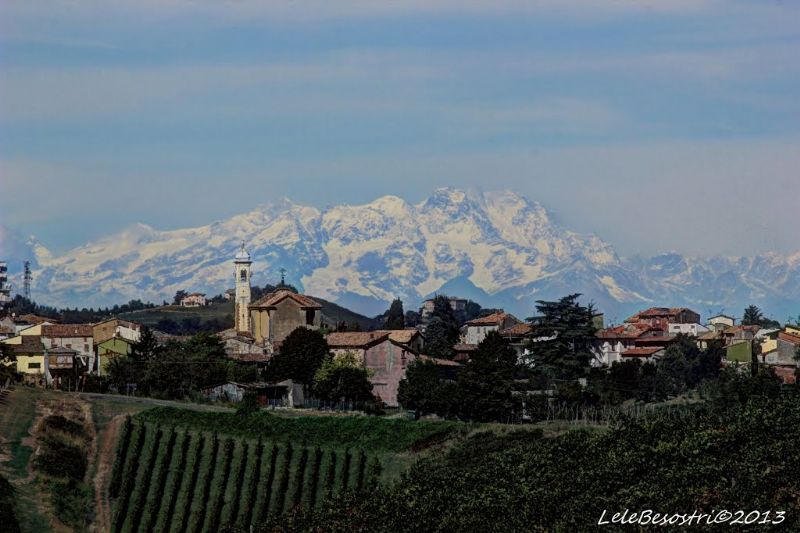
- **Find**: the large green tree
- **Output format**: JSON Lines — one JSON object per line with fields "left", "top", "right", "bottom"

{"left": 457, "top": 331, "right": 520, "bottom": 422}
{"left": 423, "top": 317, "right": 458, "bottom": 359}
{"left": 526, "top": 294, "right": 597, "bottom": 380}
{"left": 313, "top": 352, "right": 374, "bottom": 403}
{"left": 398, "top": 359, "right": 443, "bottom": 417}
{"left": 265, "top": 327, "right": 329, "bottom": 384}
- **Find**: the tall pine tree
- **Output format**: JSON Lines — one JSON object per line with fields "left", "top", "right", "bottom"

{"left": 385, "top": 299, "right": 405, "bottom": 330}
{"left": 526, "top": 294, "right": 597, "bottom": 381}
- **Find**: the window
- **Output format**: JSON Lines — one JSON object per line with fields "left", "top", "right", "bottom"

{"left": 28, "top": 362, "right": 41, "bottom": 370}
{"left": 306, "top": 309, "right": 315, "bottom": 326}
{"left": 66, "top": 344, "right": 72, "bottom": 349}
{"left": 240, "top": 269, "right": 247, "bottom": 281}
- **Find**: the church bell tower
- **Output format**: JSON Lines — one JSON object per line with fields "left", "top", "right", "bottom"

{"left": 234, "top": 241, "right": 252, "bottom": 334}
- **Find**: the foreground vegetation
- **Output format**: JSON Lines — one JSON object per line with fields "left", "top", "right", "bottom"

{"left": 109, "top": 408, "right": 462, "bottom": 533}
{"left": 137, "top": 407, "right": 460, "bottom": 453}
{"left": 259, "top": 396, "right": 800, "bottom": 532}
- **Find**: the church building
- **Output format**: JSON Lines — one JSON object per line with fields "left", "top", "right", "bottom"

{"left": 233, "top": 242, "right": 322, "bottom": 349}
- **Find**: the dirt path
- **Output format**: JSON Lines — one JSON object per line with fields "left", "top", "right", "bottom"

{"left": 92, "top": 414, "right": 124, "bottom": 533}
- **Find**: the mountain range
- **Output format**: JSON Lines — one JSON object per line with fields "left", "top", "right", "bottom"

{"left": 3, "top": 188, "right": 799, "bottom": 323}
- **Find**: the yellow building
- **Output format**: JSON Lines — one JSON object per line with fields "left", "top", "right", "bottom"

{"left": 7, "top": 335, "right": 46, "bottom": 378}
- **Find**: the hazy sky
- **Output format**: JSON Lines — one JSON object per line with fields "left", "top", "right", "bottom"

{"left": 1, "top": 0, "right": 799, "bottom": 257}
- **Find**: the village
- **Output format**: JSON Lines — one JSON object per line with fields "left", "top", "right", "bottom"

{"left": 2, "top": 245, "right": 798, "bottom": 412}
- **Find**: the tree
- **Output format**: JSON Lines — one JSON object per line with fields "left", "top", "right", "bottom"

{"left": 424, "top": 318, "right": 458, "bottom": 359}
{"left": 457, "top": 331, "right": 520, "bottom": 422}
{"left": 265, "top": 327, "right": 329, "bottom": 384}
{"left": 526, "top": 294, "right": 597, "bottom": 381}
{"left": 0, "top": 343, "right": 17, "bottom": 383}
{"left": 742, "top": 305, "right": 780, "bottom": 329}
{"left": 236, "top": 390, "right": 260, "bottom": 415}
{"left": 312, "top": 352, "right": 374, "bottom": 403}
{"left": 173, "top": 290, "right": 188, "bottom": 305}
{"left": 385, "top": 299, "right": 405, "bottom": 330}
{"left": 131, "top": 326, "right": 160, "bottom": 361}
{"left": 398, "top": 359, "right": 442, "bottom": 417}
{"left": 742, "top": 305, "right": 764, "bottom": 327}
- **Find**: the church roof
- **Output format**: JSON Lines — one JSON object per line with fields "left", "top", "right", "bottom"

{"left": 249, "top": 289, "right": 322, "bottom": 310}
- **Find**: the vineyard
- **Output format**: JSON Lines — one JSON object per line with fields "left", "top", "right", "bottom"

{"left": 109, "top": 418, "right": 382, "bottom": 533}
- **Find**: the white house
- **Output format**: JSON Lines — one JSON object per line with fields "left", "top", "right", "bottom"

{"left": 667, "top": 323, "right": 710, "bottom": 336}
{"left": 463, "top": 312, "right": 520, "bottom": 345}
{"left": 180, "top": 293, "right": 207, "bottom": 307}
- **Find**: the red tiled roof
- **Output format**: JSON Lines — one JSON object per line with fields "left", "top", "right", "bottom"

{"left": 622, "top": 347, "right": 663, "bottom": 357}
{"left": 499, "top": 323, "right": 533, "bottom": 336}
{"left": 596, "top": 323, "right": 651, "bottom": 340}
{"left": 10, "top": 335, "right": 44, "bottom": 354}
{"left": 249, "top": 289, "right": 322, "bottom": 309}
{"left": 779, "top": 331, "right": 800, "bottom": 346}
{"left": 326, "top": 331, "right": 390, "bottom": 349}
{"left": 41, "top": 324, "right": 93, "bottom": 338}
{"left": 418, "top": 355, "right": 461, "bottom": 367}
{"left": 466, "top": 312, "right": 516, "bottom": 327}
{"left": 453, "top": 343, "right": 478, "bottom": 352}
{"left": 373, "top": 329, "right": 421, "bottom": 344}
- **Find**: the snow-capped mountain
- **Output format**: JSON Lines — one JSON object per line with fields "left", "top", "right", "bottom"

{"left": 6, "top": 188, "right": 800, "bottom": 321}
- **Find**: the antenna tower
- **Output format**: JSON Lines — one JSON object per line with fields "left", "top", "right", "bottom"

{"left": 23, "top": 261, "right": 32, "bottom": 300}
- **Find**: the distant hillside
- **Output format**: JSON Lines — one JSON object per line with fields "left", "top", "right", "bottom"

{"left": 119, "top": 297, "right": 381, "bottom": 333}
{"left": 313, "top": 296, "right": 383, "bottom": 331}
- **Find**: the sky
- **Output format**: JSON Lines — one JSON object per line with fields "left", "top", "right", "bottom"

{"left": 1, "top": 0, "right": 799, "bottom": 258}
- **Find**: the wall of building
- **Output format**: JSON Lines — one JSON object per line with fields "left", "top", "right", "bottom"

{"left": 363, "top": 340, "right": 413, "bottom": 407}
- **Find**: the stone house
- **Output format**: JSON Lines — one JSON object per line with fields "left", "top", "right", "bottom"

{"left": 419, "top": 296, "right": 467, "bottom": 320}
{"left": 249, "top": 289, "right": 322, "bottom": 345}
{"left": 625, "top": 307, "right": 701, "bottom": 331}
{"left": 41, "top": 324, "right": 94, "bottom": 372}
{"left": 92, "top": 318, "right": 141, "bottom": 345}
{"left": 463, "top": 312, "right": 520, "bottom": 345}
{"left": 325, "top": 331, "right": 420, "bottom": 407}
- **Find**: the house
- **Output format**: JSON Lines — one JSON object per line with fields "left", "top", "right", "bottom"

{"left": 371, "top": 329, "right": 425, "bottom": 353}
{"left": 419, "top": 296, "right": 467, "bottom": 320}
{"left": 595, "top": 323, "right": 660, "bottom": 366}
{"left": 224, "top": 288, "right": 236, "bottom": 301}
{"left": 0, "top": 261, "right": 10, "bottom": 308}
{"left": 463, "top": 312, "right": 520, "bottom": 345}
{"left": 180, "top": 293, "right": 207, "bottom": 307}
{"left": 725, "top": 341, "right": 753, "bottom": 364}
{"left": 620, "top": 346, "right": 664, "bottom": 363}
{"left": 92, "top": 318, "right": 141, "bottom": 345}
{"left": 625, "top": 307, "right": 701, "bottom": 330}
{"left": 707, "top": 314, "right": 736, "bottom": 330}
{"left": 499, "top": 322, "right": 534, "bottom": 358}
{"left": 325, "top": 331, "right": 419, "bottom": 407}
{"left": 0, "top": 318, "right": 14, "bottom": 340}
{"left": 7, "top": 336, "right": 46, "bottom": 382}
{"left": 41, "top": 324, "right": 94, "bottom": 373}
{"left": 667, "top": 323, "right": 710, "bottom": 336}
{"left": 452, "top": 343, "right": 478, "bottom": 362}
{"left": 248, "top": 289, "right": 322, "bottom": 345}
{"left": 46, "top": 346, "right": 78, "bottom": 388}
{"left": 96, "top": 337, "right": 135, "bottom": 376}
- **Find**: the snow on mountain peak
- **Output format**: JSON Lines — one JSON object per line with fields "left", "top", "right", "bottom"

{"left": 9, "top": 189, "right": 800, "bottom": 318}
